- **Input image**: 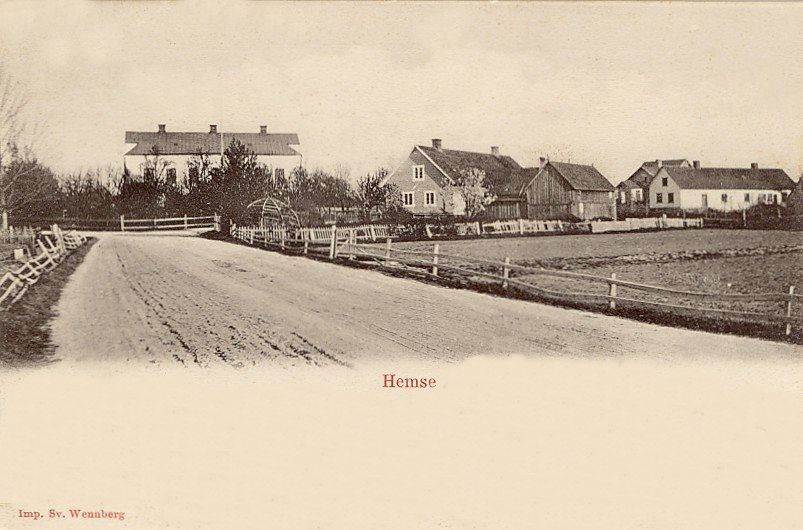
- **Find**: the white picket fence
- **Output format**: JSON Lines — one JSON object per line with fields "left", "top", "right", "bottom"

{"left": 231, "top": 215, "right": 704, "bottom": 248}
{"left": 0, "top": 225, "right": 88, "bottom": 311}
{"left": 590, "top": 217, "right": 703, "bottom": 234}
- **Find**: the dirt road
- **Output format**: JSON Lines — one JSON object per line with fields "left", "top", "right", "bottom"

{"left": 52, "top": 232, "right": 801, "bottom": 366}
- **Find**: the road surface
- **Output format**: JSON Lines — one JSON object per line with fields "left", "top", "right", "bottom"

{"left": 52, "top": 232, "right": 801, "bottom": 366}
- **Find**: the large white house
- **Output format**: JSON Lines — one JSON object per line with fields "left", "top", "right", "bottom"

{"left": 124, "top": 124, "right": 302, "bottom": 182}
{"left": 648, "top": 162, "right": 795, "bottom": 212}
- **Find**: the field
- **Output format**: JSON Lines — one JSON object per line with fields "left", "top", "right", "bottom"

{"left": 363, "top": 228, "right": 802, "bottom": 340}
{"left": 375, "top": 229, "right": 802, "bottom": 292}
{"left": 381, "top": 229, "right": 802, "bottom": 263}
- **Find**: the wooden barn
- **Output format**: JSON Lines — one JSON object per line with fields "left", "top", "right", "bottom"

{"left": 521, "top": 160, "right": 616, "bottom": 220}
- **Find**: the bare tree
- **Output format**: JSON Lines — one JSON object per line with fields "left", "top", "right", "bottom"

{"left": 0, "top": 62, "right": 56, "bottom": 228}
{"left": 141, "top": 145, "right": 171, "bottom": 184}
{"left": 355, "top": 168, "right": 391, "bottom": 221}
{"left": 444, "top": 167, "right": 495, "bottom": 219}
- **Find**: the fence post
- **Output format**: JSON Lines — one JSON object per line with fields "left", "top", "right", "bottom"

{"left": 518, "top": 219, "right": 524, "bottom": 235}
{"left": 369, "top": 225, "right": 376, "bottom": 241}
{"left": 385, "top": 238, "right": 392, "bottom": 265}
{"left": 329, "top": 224, "right": 337, "bottom": 259}
{"left": 475, "top": 221, "right": 481, "bottom": 235}
{"left": 184, "top": 214, "right": 188, "bottom": 229}
{"left": 153, "top": 217, "right": 157, "bottom": 229}
{"left": 502, "top": 257, "right": 510, "bottom": 290}
{"left": 349, "top": 229, "right": 356, "bottom": 260}
{"left": 425, "top": 224, "right": 433, "bottom": 239}
{"left": 120, "top": 214, "right": 125, "bottom": 232}
{"left": 280, "top": 229, "right": 286, "bottom": 250}
{"left": 609, "top": 273, "right": 617, "bottom": 310}
{"left": 303, "top": 240, "right": 309, "bottom": 255}
{"left": 786, "top": 286, "right": 795, "bottom": 336}
{"left": 432, "top": 244, "right": 439, "bottom": 276}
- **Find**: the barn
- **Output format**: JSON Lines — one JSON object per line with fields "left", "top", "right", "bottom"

{"left": 521, "top": 160, "right": 616, "bottom": 220}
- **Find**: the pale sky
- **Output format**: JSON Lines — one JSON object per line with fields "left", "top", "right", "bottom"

{"left": 0, "top": 1, "right": 801, "bottom": 184}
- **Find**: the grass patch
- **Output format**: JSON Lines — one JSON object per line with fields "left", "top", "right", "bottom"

{"left": 0, "top": 239, "right": 96, "bottom": 368}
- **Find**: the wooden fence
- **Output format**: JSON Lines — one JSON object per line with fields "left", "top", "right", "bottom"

{"left": 0, "top": 225, "right": 88, "bottom": 311}
{"left": 120, "top": 215, "right": 216, "bottom": 231}
{"left": 238, "top": 215, "right": 704, "bottom": 245}
{"left": 10, "top": 215, "right": 217, "bottom": 231}
{"left": 231, "top": 225, "right": 801, "bottom": 338}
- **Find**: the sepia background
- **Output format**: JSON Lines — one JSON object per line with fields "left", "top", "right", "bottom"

{"left": 0, "top": 1, "right": 801, "bottom": 528}
{"left": 0, "top": 1, "right": 800, "bottom": 181}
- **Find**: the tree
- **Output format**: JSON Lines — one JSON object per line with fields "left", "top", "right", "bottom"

{"left": 210, "top": 139, "right": 271, "bottom": 223}
{"left": 0, "top": 63, "right": 56, "bottom": 228}
{"left": 445, "top": 167, "right": 495, "bottom": 219}
{"left": 58, "top": 167, "right": 119, "bottom": 219}
{"left": 355, "top": 168, "right": 391, "bottom": 220}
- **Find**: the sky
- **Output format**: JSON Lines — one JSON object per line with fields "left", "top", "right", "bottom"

{"left": 0, "top": 1, "right": 801, "bottom": 184}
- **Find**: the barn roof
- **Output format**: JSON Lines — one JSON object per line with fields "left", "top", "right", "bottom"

{"left": 660, "top": 167, "right": 794, "bottom": 191}
{"left": 125, "top": 131, "right": 300, "bottom": 156}
{"left": 416, "top": 145, "right": 524, "bottom": 196}
{"left": 549, "top": 161, "right": 615, "bottom": 191}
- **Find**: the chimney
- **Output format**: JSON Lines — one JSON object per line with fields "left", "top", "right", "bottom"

{"left": 158, "top": 124, "right": 166, "bottom": 133}
{"left": 539, "top": 156, "right": 548, "bottom": 169}
{"left": 432, "top": 138, "right": 442, "bottom": 151}
{"left": 260, "top": 125, "right": 267, "bottom": 134}
{"left": 751, "top": 162, "right": 758, "bottom": 169}
{"left": 491, "top": 146, "right": 500, "bottom": 156}
{"left": 655, "top": 159, "right": 663, "bottom": 168}
{"left": 209, "top": 124, "right": 217, "bottom": 134}
{"left": 693, "top": 160, "right": 701, "bottom": 169}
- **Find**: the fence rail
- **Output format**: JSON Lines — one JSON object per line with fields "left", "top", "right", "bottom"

{"left": 9, "top": 214, "right": 217, "bottom": 231}
{"left": 119, "top": 215, "right": 216, "bottom": 231}
{"left": 0, "top": 224, "right": 88, "bottom": 311}
{"left": 231, "top": 223, "right": 800, "bottom": 338}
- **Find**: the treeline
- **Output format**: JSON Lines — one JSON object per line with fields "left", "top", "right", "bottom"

{"left": 5, "top": 139, "right": 407, "bottom": 226}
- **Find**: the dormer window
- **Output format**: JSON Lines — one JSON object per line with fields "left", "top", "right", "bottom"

{"left": 662, "top": 177, "right": 668, "bottom": 187}
{"left": 413, "top": 165, "right": 424, "bottom": 180}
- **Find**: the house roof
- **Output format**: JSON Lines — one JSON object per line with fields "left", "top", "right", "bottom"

{"left": 416, "top": 145, "right": 524, "bottom": 196}
{"left": 641, "top": 159, "right": 691, "bottom": 174}
{"left": 620, "top": 167, "right": 654, "bottom": 188}
{"left": 549, "top": 161, "right": 615, "bottom": 191}
{"left": 124, "top": 131, "right": 301, "bottom": 156}
{"left": 617, "top": 179, "right": 641, "bottom": 190}
{"left": 660, "top": 167, "right": 794, "bottom": 191}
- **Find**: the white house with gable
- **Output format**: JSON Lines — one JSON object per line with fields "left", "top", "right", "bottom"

{"left": 648, "top": 162, "right": 794, "bottom": 212}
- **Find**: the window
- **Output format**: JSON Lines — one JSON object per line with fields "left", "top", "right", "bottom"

{"left": 662, "top": 177, "right": 668, "bottom": 187}
{"left": 656, "top": 193, "right": 663, "bottom": 204}
{"left": 413, "top": 165, "right": 424, "bottom": 180}
{"left": 721, "top": 193, "right": 728, "bottom": 203}
{"left": 667, "top": 192, "right": 674, "bottom": 204}
{"left": 275, "top": 168, "right": 285, "bottom": 180}
{"left": 403, "top": 192, "right": 415, "bottom": 207}
{"left": 424, "top": 192, "right": 436, "bottom": 206}
{"left": 633, "top": 189, "right": 643, "bottom": 202}
{"left": 188, "top": 166, "right": 199, "bottom": 180}
{"left": 167, "top": 168, "right": 177, "bottom": 182}
{"left": 619, "top": 191, "right": 626, "bottom": 204}
{"left": 772, "top": 194, "right": 778, "bottom": 204}
{"left": 744, "top": 193, "right": 750, "bottom": 202}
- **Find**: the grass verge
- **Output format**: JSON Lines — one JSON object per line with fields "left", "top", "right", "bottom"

{"left": 0, "top": 239, "right": 97, "bottom": 368}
